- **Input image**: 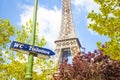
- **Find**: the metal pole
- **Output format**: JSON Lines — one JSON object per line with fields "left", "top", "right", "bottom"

{"left": 25, "top": 0, "right": 38, "bottom": 79}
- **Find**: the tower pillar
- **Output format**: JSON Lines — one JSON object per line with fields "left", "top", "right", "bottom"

{"left": 55, "top": 0, "right": 81, "bottom": 64}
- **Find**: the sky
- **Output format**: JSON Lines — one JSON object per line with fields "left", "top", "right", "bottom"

{"left": 0, "top": 0, "right": 109, "bottom": 53}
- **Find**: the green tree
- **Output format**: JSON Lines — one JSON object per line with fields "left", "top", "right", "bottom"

{"left": 0, "top": 18, "right": 15, "bottom": 66}
{"left": 0, "top": 18, "right": 15, "bottom": 65}
{"left": 87, "top": 0, "right": 120, "bottom": 60}
{"left": 0, "top": 18, "right": 18, "bottom": 80}
{"left": 0, "top": 18, "right": 15, "bottom": 48}
{"left": 15, "top": 19, "right": 57, "bottom": 80}
{"left": 0, "top": 19, "right": 57, "bottom": 80}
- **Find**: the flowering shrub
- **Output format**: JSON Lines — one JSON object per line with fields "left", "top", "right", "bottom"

{"left": 53, "top": 50, "right": 120, "bottom": 80}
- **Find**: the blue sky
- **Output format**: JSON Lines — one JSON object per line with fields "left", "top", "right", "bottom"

{"left": 0, "top": 0, "right": 109, "bottom": 52}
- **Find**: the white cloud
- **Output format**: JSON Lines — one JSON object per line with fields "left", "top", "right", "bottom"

{"left": 19, "top": 0, "right": 100, "bottom": 50}
{"left": 88, "top": 29, "right": 99, "bottom": 35}
{"left": 72, "top": 0, "right": 100, "bottom": 35}
{"left": 87, "top": 18, "right": 99, "bottom": 35}
{"left": 71, "top": 0, "right": 100, "bottom": 12}
{"left": 20, "top": 5, "right": 61, "bottom": 50}
{"left": 72, "top": 0, "right": 85, "bottom": 7}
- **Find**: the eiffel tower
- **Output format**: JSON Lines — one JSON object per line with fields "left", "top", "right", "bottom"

{"left": 55, "top": 0, "right": 81, "bottom": 64}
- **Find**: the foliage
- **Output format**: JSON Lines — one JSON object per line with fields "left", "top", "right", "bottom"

{"left": 53, "top": 50, "right": 120, "bottom": 80}
{"left": 87, "top": 0, "right": 120, "bottom": 60}
{"left": 0, "top": 19, "right": 57, "bottom": 80}
{"left": 0, "top": 18, "right": 16, "bottom": 70}
{"left": 33, "top": 59, "right": 57, "bottom": 80}
{"left": 0, "top": 18, "right": 15, "bottom": 48}
{"left": 0, "top": 60, "right": 26, "bottom": 80}
{"left": 15, "top": 19, "right": 57, "bottom": 79}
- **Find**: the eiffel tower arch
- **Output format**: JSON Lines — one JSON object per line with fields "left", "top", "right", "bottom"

{"left": 55, "top": 0, "right": 81, "bottom": 64}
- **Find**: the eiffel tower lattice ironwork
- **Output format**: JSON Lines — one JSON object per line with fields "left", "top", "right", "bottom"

{"left": 55, "top": 0, "right": 81, "bottom": 64}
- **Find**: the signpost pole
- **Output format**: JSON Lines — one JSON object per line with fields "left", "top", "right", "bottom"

{"left": 25, "top": 0, "right": 38, "bottom": 80}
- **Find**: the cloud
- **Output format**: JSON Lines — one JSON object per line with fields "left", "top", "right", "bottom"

{"left": 19, "top": 0, "right": 100, "bottom": 50}
{"left": 19, "top": 5, "right": 61, "bottom": 50}
{"left": 71, "top": 0, "right": 100, "bottom": 13}
{"left": 88, "top": 29, "right": 99, "bottom": 35}
{"left": 71, "top": 0, "right": 100, "bottom": 35}
{"left": 87, "top": 19, "right": 99, "bottom": 35}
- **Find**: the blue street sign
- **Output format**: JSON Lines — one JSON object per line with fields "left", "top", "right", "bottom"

{"left": 10, "top": 41, "right": 55, "bottom": 59}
